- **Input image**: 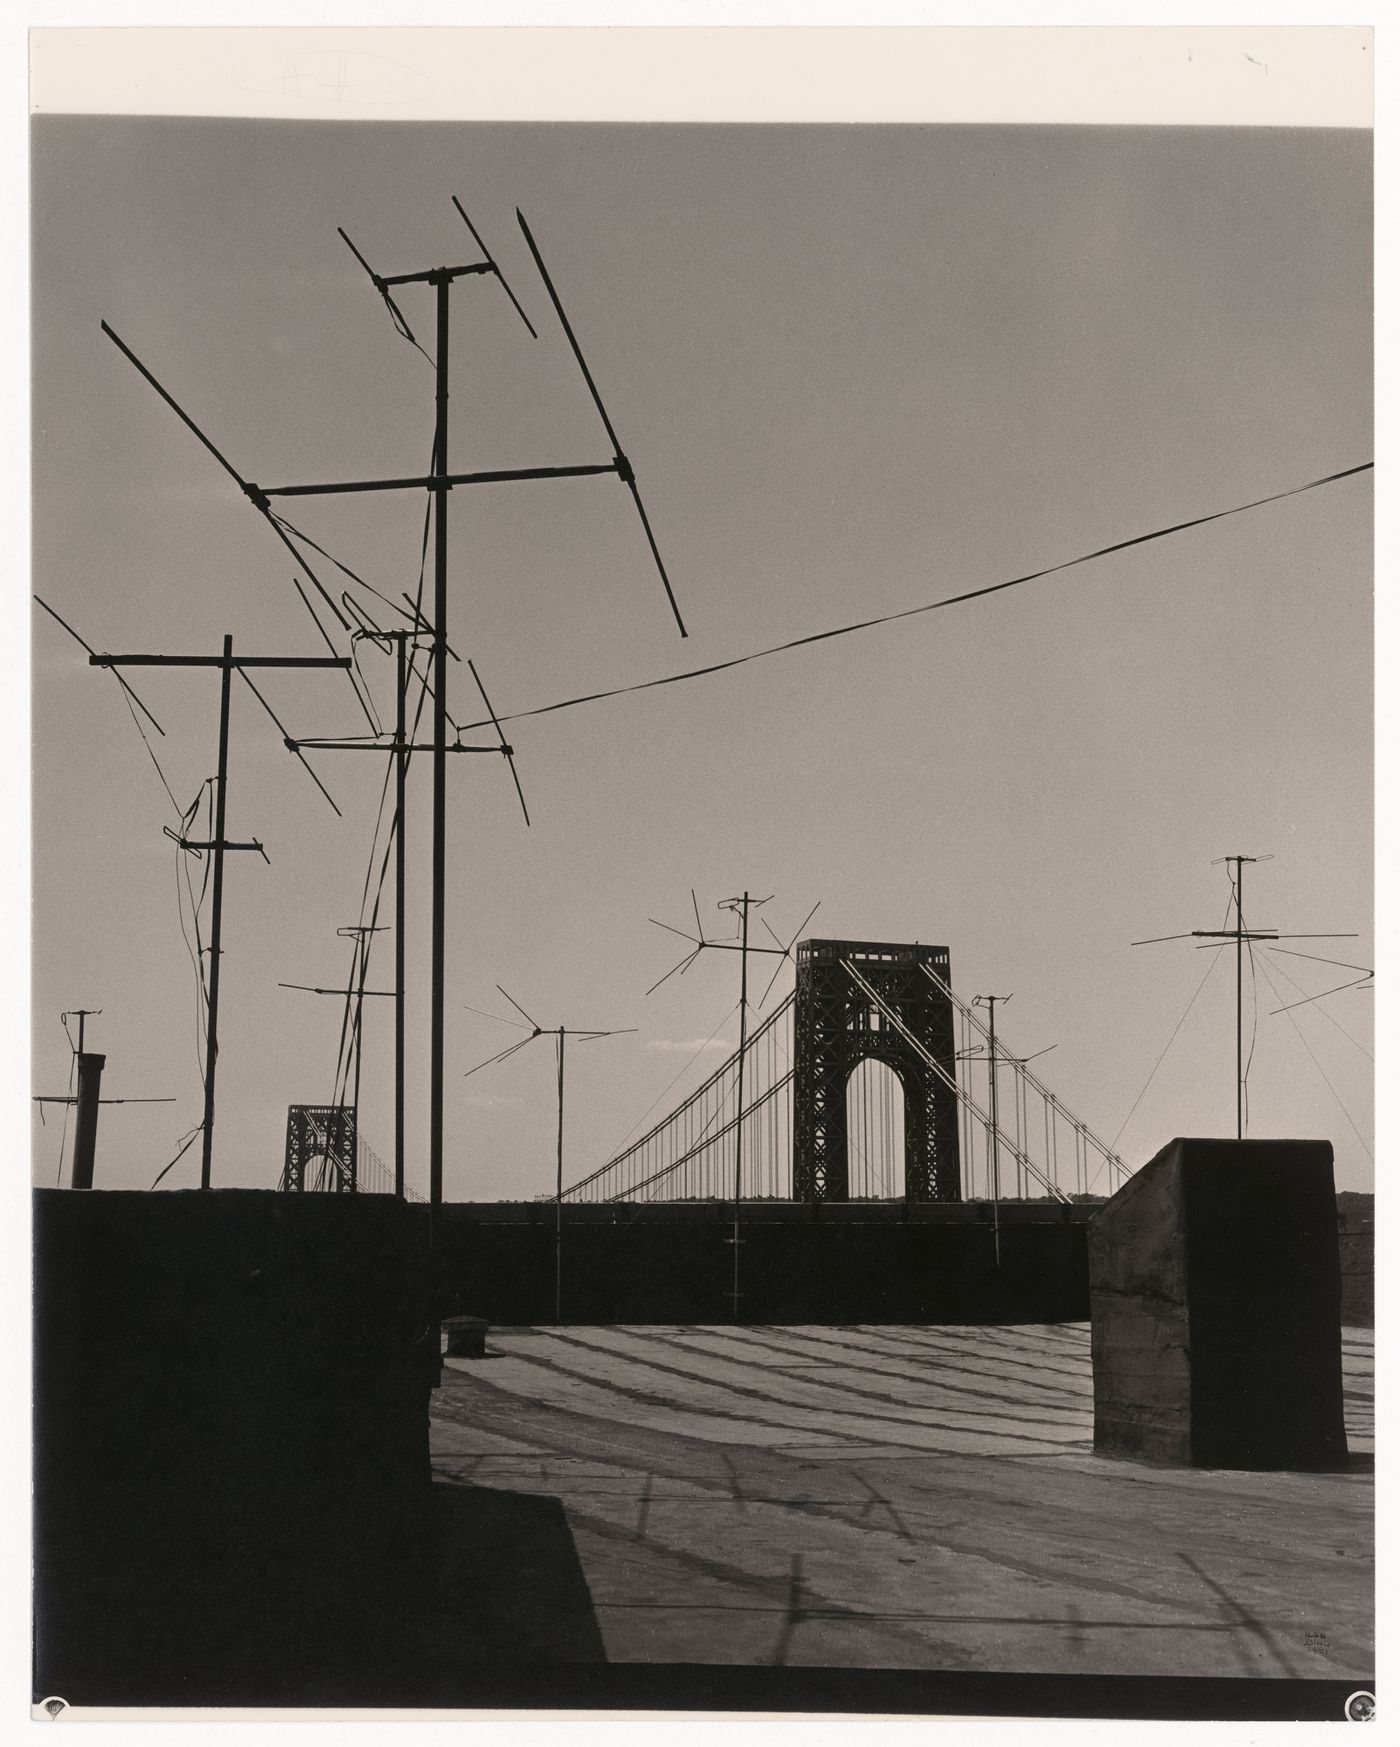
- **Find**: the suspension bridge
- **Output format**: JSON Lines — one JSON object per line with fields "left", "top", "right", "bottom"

{"left": 562, "top": 938, "right": 1130, "bottom": 1208}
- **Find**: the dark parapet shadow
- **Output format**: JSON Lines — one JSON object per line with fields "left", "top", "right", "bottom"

{"left": 35, "top": 1480, "right": 605, "bottom": 1709}
{"left": 412, "top": 1481, "right": 608, "bottom": 1677}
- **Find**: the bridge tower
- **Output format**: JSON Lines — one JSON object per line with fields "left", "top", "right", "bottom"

{"left": 792, "top": 939, "right": 961, "bottom": 1202}
{"left": 283, "top": 1105, "right": 357, "bottom": 1193}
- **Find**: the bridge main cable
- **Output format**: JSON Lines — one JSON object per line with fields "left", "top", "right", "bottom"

{"left": 562, "top": 992, "right": 794, "bottom": 1201}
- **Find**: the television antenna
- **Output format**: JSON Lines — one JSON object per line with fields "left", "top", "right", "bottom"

{"left": 647, "top": 891, "right": 819, "bottom": 1318}
{"left": 102, "top": 198, "right": 685, "bottom": 1217}
{"left": 464, "top": 985, "right": 635, "bottom": 1323}
{"left": 32, "top": 1010, "right": 174, "bottom": 1188}
{"left": 1132, "top": 855, "right": 1357, "bottom": 1140}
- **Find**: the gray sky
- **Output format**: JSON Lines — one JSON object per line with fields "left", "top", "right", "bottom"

{"left": 30, "top": 118, "right": 1372, "bottom": 1198}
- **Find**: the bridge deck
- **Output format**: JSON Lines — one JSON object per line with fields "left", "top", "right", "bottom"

{"left": 431, "top": 1322, "right": 1373, "bottom": 1678}
{"left": 453, "top": 1198, "right": 1097, "bottom": 1223}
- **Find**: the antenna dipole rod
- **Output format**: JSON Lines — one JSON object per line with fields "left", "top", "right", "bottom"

{"left": 451, "top": 196, "right": 538, "bottom": 339}
{"left": 100, "top": 321, "right": 247, "bottom": 491}
{"left": 516, "top": 209, "right": 687, "bottom": 639}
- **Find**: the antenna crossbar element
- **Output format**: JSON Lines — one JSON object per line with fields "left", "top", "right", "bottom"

{"left": 92, "top": 653, "right": 351, "bottom": 669}
{"left": 176, "top": 837, "right": 267, "bottom": 853}
{"left": 378, "top": 263, "right": 495, "bottom": 288}
{"left": 255, "top": 462, "right": 620, "bottom": 499}
{"left": 287, "top": 739, "right": 510, "bottom": 755}
{"left": 34, "top": 1095, "right": 175, "bottom": 1105}
{"left": 280, "top": 984, "right": 395, "bottom": 998}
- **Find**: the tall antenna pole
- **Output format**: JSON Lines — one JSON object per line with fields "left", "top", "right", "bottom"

{"left": 337, "top": 922, "right": 389, "bottom": 1191}
{"left": 430, "top": 272, "right": 450, "bottom": 1213}
{"left": 555, "top": 1026, "right": 566, "bottom": 1325}
{"left": 981, "top": 995, "right": 1008, "bottom": 1201}
{"left": 974, "top": 993, "right": 1011, "bottom": 1265}
{"left": 1235, "top": 857, "right": 1245, "bottom": 1139}
{"left": 201, "top": 634, "right": 235, "bottom": 1189}
{"left": 1237, "top": 852, "right": 1258, "bottom": 1139}
{"left": 395, "top": 632, "right": 408, "bottom": 1199}
{"left": 289, "top": 628, "right": 513, "bottom": 1198}
{"left": 731, "top": 892, "right": 751, "bottom": 1322}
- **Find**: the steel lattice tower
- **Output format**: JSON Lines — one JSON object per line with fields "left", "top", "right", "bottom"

{"left": 792, "top": 939, "right": 961, "bottom": 1202}
{"left": 282, "top": 1105, "right": 358, "bottom": 1193}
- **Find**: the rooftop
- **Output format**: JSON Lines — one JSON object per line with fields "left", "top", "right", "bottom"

{"left": 432, "top": 1320, "right": 1373, "bottom": 1680}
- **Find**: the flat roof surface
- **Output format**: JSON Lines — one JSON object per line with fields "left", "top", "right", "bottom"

{"left": 431, "top": 1322, "right": 1373, "bottom": 1679}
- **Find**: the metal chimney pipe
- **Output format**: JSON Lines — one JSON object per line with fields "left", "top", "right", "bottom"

{"left": 70, "top": 1053, "right": 106, "bottom": 1190}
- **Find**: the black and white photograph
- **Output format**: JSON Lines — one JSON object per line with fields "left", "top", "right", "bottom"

{"left": 25, "top": 22, "right": 1374, "bottom": 1725}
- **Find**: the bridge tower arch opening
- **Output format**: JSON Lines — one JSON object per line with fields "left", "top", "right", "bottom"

{"left": 845, "top": 1056, "right": 907, "bottom": 1199}
{"left": 793, "top": 939, "right": 961, "bottom": 1202}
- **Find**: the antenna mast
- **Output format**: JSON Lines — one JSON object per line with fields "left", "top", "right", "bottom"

{"left": 464, "top": 987, "right": 634, "bottom": 1322}
{"left": 648, "top": 890, "right": 818, "bottom": 1318}
{"left": 90, "top": 637, "right": 349, "bottom": 1184}
{"left": 1132, "top": 855, "right": 1356, "bottom": 1140}
{"left": 972, "top": 994, "right": 1012, "bottom": 1263}
{"left": 33, "top": 1010, "right": 175, "bottom": 1188}
{"left": 105, "top": 200, "right": 683, "bottom": 1217}
{"left": 280, "top": 924, "right": 395, "bottom": 1194}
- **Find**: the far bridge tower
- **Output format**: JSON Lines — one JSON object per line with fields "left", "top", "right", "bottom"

{"left": 792, "top": 939, "right": 961, "bottom": 1202}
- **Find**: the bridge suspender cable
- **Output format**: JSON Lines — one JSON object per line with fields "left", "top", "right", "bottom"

{"left": 921, "top": 964, "right": 1130, "bottom": 1189}
{"left": 562, "top": 994, "right": 795, "bottom": 1201}
{"left": 841, "top": 960, "right": 1072, "bottom": 1205}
